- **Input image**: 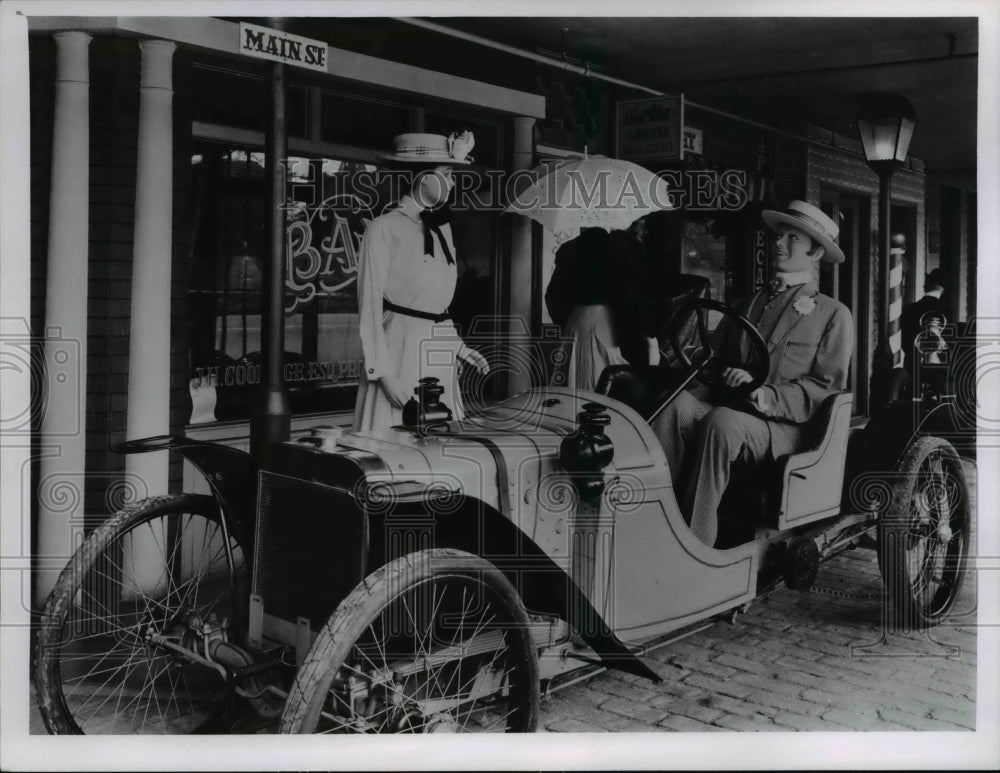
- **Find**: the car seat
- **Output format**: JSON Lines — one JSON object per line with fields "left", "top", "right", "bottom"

{"left": 715, "top": 392, "right": 854, "bottom": 546}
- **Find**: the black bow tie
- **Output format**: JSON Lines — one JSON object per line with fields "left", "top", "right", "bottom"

{"left": 419, "top": 206, "right": 454, "bottom": 265}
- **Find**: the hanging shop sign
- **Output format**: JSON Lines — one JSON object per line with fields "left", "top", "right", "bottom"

{"left": 682, "top": 127, "right": 703, "bottom": 156}
{"left": 616, "top": 95, "right": 685, "bottom": 162}
{"left": 239, "top": 22, "right": 328, "bottom": 72}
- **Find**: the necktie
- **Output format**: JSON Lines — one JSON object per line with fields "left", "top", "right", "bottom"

{"left": 419, "top": 206, "right": 455, "bottom": 265}
{"left": 768, "top": 277, "right": 787, "bottom": 297}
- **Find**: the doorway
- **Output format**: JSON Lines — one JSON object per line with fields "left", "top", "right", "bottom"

{"left": 819, "top": 190, "right": 870, "bottom": 416}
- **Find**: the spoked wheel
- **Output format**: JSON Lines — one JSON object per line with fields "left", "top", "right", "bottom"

{"left": 878, "top": 437, "right": 970, "bottom": 629}
{"left": 34, "top": 494, "right": 248, "bottom": 734}
{"left": 281, "top": 549, "right": 539, "bottom": 734}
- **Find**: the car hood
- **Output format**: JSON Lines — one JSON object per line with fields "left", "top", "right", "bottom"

{"left": 332, "top": 388, "right": 666, "bottom": 517}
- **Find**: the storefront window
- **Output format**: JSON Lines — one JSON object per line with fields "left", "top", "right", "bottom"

{"left": 191, "top": 64, "right": 309, "bottom": 137}
{"left": 319, "top": 90, "right": 412, "bottom": 149}
{"left": 187, "top": 139, "right": 502, "bottom": 423}
{"left": 188, "top": 143, "right": 376, "bottom": 422}
{"left": 681, "top": 215, "right": 732, "bottom": 328}
{"left": 191, "top": 65, "right": 266, "bottom": 132}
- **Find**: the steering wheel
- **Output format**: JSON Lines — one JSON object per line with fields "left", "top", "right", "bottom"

{"left": 667, "top": 297, "right": 770, "bottom": 394}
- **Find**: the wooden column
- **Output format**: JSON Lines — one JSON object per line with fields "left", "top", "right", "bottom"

{"left": 35, "top": 31, "right": 91, "bottom": 603}
{"left": 117, "top": 40, "right": 177, "bottom": 596}
{"left": 125, "top": 40, "right": 176, "bottom": 496}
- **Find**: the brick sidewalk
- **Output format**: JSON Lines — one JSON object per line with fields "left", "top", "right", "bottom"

{"left": 538, "top": 460, "right": 978, "bottom": 732}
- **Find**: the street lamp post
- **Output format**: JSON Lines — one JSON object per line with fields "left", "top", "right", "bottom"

{"left": 856, "top": 93, "right": 917, "bottom": 413}
{"left": 251, "top": 17, "right": 292, "bottom": 459}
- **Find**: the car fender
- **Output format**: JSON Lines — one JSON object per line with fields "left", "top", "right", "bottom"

{"left": 368, "top": 490, "right": 661, "bottom": 684}
{"left": 843, "top": 400, "right": 966, "bottom": 510}
{"left": 113, "top": 434, "right": 258, "bottom": 550}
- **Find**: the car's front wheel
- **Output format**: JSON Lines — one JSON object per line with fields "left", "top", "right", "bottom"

{"left": 280, "top": 548, "right": 539, "bottom": 733}
{"left": 878, "top": 437, "right": 970, "bottom": 629}
{"left": 33, "top": 494, "right": 248, "bottom": 734}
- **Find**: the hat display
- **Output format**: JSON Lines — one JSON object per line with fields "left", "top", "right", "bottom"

{"left": 761, "top": 200, "right": 845, "bottom": 264}
{"left": 382, "top": 131, "right": 475, "bottom": 165}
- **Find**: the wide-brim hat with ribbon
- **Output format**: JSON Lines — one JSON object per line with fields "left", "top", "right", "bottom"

{"left": 761, "top": 200, "right": 845, "bottom": 264}
{"left": 382, "top": 131, "right": 475, "bottom": 165}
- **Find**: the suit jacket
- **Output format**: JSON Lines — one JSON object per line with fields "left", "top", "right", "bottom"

{"left": 713, "top": 284, "right": 853, "bottom": 457}
{"left": 900, "top": 294, "right": 951, "bottom": 373}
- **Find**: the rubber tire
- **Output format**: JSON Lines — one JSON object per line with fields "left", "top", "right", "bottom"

{"left": 877, "top": 437, "right": 970, "bottom": 629}
{"left": 281, "top": 548, "right": 539, "bottom": 733}
{"left": 33, "top": 494, "right": 246, "bottom": 734}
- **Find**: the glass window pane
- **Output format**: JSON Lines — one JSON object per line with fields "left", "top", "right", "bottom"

{"left": 320, "top": 91, "right": 411, "bottom": 148}
{"left": 188, "top": 145, "right": 405, "bottom": 423}
{"left": 681, "top": 216, "right": 729, "bottom": 329}
{"left": 191, "top": 67, "right": 307, "bottom": 136}
{"left": 288, "top": 84, "right": 309, "bottom": 138}
{"left": 191, "top": 66, "right": 266, "bottom": 132}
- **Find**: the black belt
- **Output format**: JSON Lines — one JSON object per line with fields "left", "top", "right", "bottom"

{"left": 384, "top": 299, "right": 450, "bottom": 323}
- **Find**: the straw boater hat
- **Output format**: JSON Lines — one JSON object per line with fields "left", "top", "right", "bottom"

{"left": 761, "top": 200, "right": 845, "bottom": 264}
{"left": 382, "top": 132, "right": 475, "bottom": 165}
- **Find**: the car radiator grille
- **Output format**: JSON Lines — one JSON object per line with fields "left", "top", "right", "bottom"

{"left": 252, "top": 471, "right": 367, "bottom": 630}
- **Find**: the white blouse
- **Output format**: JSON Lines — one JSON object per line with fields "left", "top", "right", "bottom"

{"left": 356, "top": 196, "right": 458, "bottom": 380}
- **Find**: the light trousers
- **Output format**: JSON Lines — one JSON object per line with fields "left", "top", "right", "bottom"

{"left": 651, "top": 389, "right": 774, "bottom": 547}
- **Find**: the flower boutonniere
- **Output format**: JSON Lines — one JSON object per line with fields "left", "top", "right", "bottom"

{"left": 793, "top": 295, "right": 817, "bottom": 316}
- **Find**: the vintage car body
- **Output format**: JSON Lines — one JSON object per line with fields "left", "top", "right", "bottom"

{"left": 244, "top": 385, "right": 832, "bottom": 683}
{"left": 104, "top": 384, "right": 862, "bottom": 688}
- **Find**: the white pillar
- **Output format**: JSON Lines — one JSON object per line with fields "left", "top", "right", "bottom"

{"left": 35, "top": 31, "right": 91, "bottom": 604}
{"left": 508, "top": 116, "right": 536, "bottom": 394}
{"left": 125, "top": 40, "right": 176, "bottom": 499}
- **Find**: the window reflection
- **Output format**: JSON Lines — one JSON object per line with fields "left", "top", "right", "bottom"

{"left": 681, "top": 216, "right": 730, "bottom": 329}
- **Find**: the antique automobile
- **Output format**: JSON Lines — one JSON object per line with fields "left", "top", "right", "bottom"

{"left": 33, "top": 298, "right": 970, "bottom": 734}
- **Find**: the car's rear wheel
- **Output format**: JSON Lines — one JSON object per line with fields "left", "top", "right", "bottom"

{"left": 280, "top": 548, "right": 539, "bottom": 733}
{"left": 878, "top": 437, "right": 970, "bottom": 629}
{"left": 34, "top": 494, "right": 247, "bottom": 734}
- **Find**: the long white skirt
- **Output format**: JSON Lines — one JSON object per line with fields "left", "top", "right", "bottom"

{"left": 555, "top": 304, "right": 627, "bottom": 393}
{"left": 352, "top": 312, "right": 465, "bottom": 432}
